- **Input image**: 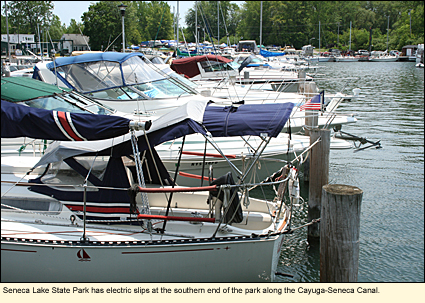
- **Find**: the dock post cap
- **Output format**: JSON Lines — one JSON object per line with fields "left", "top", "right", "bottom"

{"left": 323, "top": 184, "right": 363, "bottom": 195}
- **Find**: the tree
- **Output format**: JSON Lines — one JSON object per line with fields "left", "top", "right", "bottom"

{"left": 82, "top": 1, "right": 140, "bottom": 51}
{"left": 2, "top": 1, "right": 53, "bottom": 42}
{"left": 144, "top": 1, "right": 174, "bottom": 41}
{"left": 184, "top": 1, "right": 241, "bottom": 44}
{"left": 65, "top": 19, "right": 84, "bottom": 34}
{"left": 48, "top": 15, "right": 66, "bottom": 40}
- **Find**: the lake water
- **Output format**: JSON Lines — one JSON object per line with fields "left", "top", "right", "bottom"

{"left": 274, "top": 61, "right": 424, "bottom": 282}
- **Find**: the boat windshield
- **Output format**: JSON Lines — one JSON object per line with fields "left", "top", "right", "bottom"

{"left": 17, "top": 91, "right": 115, "bottom": 115}
{"left": 199, "top": 60, "right": 235, "bottom": 73}
{"left": 235, "top": 55, "right": 264, "bottom": 64}
{"left": 56, "top": 55, "right": 195, "bottom": 100}
{"left": 169, "top": 72, "right": 198, "bottom": 89}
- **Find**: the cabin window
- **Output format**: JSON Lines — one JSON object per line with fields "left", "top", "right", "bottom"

{"left": 200, "top": 61, "right": 233, "bottom": 72}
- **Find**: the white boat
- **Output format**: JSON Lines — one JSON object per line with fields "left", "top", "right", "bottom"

{"left": 32, "top": 52, "right": 359, "bottom": 133}
{"left": 1, "top": 100, "right": 298, "bottom": 282}
{"left": 335, "top": 56, "right": 360, "bottom": 62}
{"left": 415, "top": 44, "right": 424, "bottom": 68}
{"left": 369, "top": 51, "right": 399, "bottom": 62}
{"left": 1, "top": 77, "right": 353, "bottom": 187}
{"left": 369, "top": 56, "right": 398, "bottom": 62}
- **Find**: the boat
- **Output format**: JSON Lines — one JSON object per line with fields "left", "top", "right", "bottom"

{"left": 2, "top": 77, "right": 347, "bottom": 187}
{"left": 31, "top": 52, "right": 359, "bottom": 135}
{"left": 369, "top": 55, "right": 398, "bottom": 62}
{"left": 335, "top": 56, "right": 359, "bottom": 62}
{"left": 415, "top": 44, "right": 424, "bottom": 68}
{"left": 1, "top": 99, "right": 298, "bottom": 282}
{"left": 368, "top": 51, "right": 398, "bottom": 62}
{"left": 1, "top": 76, "right": 138, "bottom": 157}
{"left": 32, "top": 52, "right": 226, "bottom": 117}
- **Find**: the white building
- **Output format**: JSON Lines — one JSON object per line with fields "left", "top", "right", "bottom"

{"left": 60, "top": 34, "right": 91, "bottom": 54}
{"left": 1, "top": 34, "right": 35, "bottom": 44}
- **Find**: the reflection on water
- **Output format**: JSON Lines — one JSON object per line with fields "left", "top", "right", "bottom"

{"left": 274, "top": 61, "right": 424, "bottom": 282}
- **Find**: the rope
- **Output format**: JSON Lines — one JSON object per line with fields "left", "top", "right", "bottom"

{"left": 284, "top": 218, "right": 321, "bottom": 234}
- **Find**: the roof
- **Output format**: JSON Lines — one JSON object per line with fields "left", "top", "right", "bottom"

{"left": 1, "top": 77, "right": 71, "bottom": 102}
{"left": 47, "top": 52, "right": 145, "bottom": 69}
{"left": 60, "top": 34, "right": 90, "bottom": 46}
{"left": 402, "top": 45, "right": 418, "bottom": 49}
{"left": 170, "top": 55, "right": 232, "bottom": 78}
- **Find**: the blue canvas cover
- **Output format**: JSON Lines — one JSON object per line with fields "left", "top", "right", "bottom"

{"left": 46, "top": 52, "right": 145, "bottom": 69}
{"left": 1, "top": 100, "right": 132, "bottom": 141}
{"left": 203, "top": 102, "right": 294, "bottom": 138}
{"left": 260, "top": 48, "right": 286, "bottom": 57}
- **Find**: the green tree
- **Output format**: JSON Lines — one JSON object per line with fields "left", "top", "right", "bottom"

{"left": 48, "top": 14, "right": 66, "bottom": 40}
{"left": 144, "top": 1, "right": 174, "bottom": 41}
{"left": 2, "top": 1, "right": 53, "bottom": 42}
{"left": 82, "top": 1, "right": 140, "bottom": 51}
{"left": 184, "top": 1, "right": 241, "bottom": 44}
{"left": 65, "top": 19, "right": 84, "bottom": 34}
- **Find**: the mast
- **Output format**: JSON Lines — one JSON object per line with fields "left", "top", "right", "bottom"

{"left": 176, "top": 1, "right": 179, "bottom": 52}
{"left": 386, "top": 15, "right": 389, "bottom": 51}
{"left": 195, "top": 1, "right": 198, "bottom": 50}
{"left": 349, "top": 21, "right": 352, "bottom": 51}
{"left": 260, "top": 1, "right": 263, "bottom": 48}
{"left": 319, "top": 21, "right": 321, "bottom": 52}
{"left": 217, "top": 1, "right": 219, "bottom": 45}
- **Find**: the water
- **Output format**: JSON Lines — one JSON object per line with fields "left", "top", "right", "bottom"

{"left": 274, "top": 61, "right": 424, "bottom": 282}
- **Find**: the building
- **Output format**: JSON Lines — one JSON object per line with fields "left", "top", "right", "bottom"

{"left": 1, "top": 34, "right": 35, "bottom": 45}
{"left": 401, "top": 45, "right": 418, "bottom": 61}
{"left": 60, "top": 34, "right": 91, "bottom": 55}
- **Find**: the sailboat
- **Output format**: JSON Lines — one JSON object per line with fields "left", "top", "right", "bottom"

{"left": 2, "top": 99, "right": 298, "bottom": 282}
{"left": 2, "top": 76, "right": 349, "bottom": 188}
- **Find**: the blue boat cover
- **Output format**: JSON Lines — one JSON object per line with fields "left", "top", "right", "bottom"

{"left": 46, "top": 52, "right": 145, "bottom": 69}
{"left": 1, "top": 100, "right": 132, "bottom": 141}
{"left": 260, "top": 48, "right": 286, "bottom": 57}
{"left": 203, "top": 102, "right": 294, "bottom": 138}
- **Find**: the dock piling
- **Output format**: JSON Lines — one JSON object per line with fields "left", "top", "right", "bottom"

{"left": 307, "top": 128, "right": 330, "bottom": 242}
{"left": 320, "top": 184, "right": 363, "bottom": 282}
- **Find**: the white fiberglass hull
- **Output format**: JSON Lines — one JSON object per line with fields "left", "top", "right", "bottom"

{"left": 1, "top": 212, "right": 286, "bottom": 282}
{"left": 369, "top": 57, "right": 398, "bottom": 62}
{"left": 1, "top": 173, "right": 289, "bottom": 282}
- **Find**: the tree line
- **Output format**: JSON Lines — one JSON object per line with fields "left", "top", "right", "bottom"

{"left": 2, "top": 1, "right": 424, "bottom": 52}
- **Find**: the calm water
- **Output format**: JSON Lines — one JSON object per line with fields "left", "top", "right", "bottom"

{"left": 274, "top": 61, "right": 424, "bottom": 282}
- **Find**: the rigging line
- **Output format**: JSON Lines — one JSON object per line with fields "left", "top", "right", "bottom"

{"left": 1, "top": 167, "right": 34, "bottom": 199}
{"left": 198, "top": 2, "right": 218, "bottom": 54}
{"left": 153, "top": 4, "right": 167, "bottom": 49}
{"left": 219, "top": 2, "right": 230, "bottom": 46}
{"left": 78, "top": 25, "right": 91, "bottom": 51}
{"left": 104, "top": 32, "right": 122, "bottom": 52}
{"left": 162, "top": 135, "right": 186, "bottom": 233}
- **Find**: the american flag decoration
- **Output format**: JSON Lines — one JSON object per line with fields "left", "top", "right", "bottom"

{"left": 300, "top": 91, "right": 324, "bottom": 111}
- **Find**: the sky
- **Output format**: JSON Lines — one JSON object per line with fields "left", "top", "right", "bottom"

{"left": 53, "top": 1, "right": 201, "bottom": 27}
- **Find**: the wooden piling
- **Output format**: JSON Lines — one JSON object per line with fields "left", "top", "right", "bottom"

{"left": 307, "top": 128, "right": 330, "bottom": 242}
{"left": 320, "top": 184, "right": 363, "bottom": 282}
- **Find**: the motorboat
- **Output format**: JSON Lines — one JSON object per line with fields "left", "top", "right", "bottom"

{"left": 32, "top": 52, "right": 226, "bottom": 117}
{"left": 1, "top": 77, "right": 138, "bottom": 157}
{"left": 1, "top": 77, "right": 351, "bottom": 187}
{"left": 335, "top": 56, "right": 360, "bottom": 62}
{"left": 31, "top": 53, "right": 359, "bottom": 134}
{"left": 369, "top": 55, "right": 398, "bottom": 62}
{"left": 368, "top": 51, "right": 398, "bottom": 62}
{"left": 1, "top": 99, "right": 299, "bottom": 282}
{"left": 171, "top": 54, "right": 310, "bottom": 90}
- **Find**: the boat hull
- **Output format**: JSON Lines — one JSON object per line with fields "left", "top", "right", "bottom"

{"left": 1, "top": 223, "right": 285, "bottom": 282}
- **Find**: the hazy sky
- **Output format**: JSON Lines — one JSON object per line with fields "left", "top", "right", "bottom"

{"left": 52, "top": 1, "right": 204, "bottom": 27}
